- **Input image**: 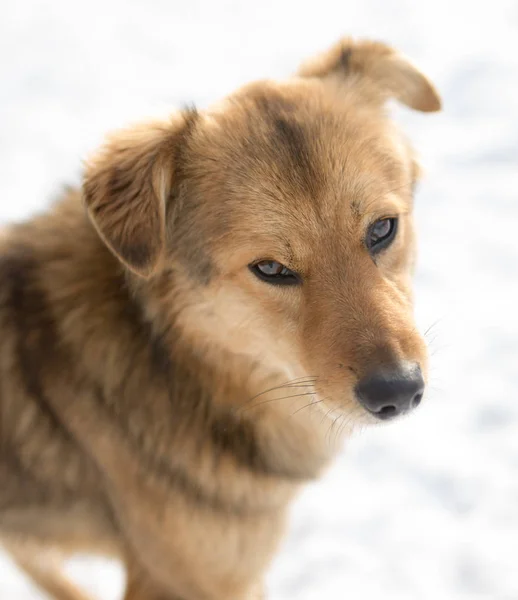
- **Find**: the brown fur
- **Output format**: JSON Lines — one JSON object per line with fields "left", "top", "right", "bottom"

{"left": 0, "top": 37, "right": 441, "bottom": 599}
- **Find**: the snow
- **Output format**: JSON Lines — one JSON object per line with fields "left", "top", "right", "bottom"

{"left": 1, "top": 1, "right": 517, "bottom": 598}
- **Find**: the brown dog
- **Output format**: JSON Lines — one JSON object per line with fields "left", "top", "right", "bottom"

{"left": 0, "top": 38, "right": 441, "bottom": 599}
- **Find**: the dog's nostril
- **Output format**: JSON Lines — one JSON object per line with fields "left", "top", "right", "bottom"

{"left": 378, "top": 405, "right": 397, "bottom": 418}
{"left": 412, "top": 393, "right": 423, "bottom": 409}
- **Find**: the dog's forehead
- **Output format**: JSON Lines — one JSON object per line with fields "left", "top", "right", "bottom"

{"left": 198, "top": 81, "right": 411, "bottom": 220}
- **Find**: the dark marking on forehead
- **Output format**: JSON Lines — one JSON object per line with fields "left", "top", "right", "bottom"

{"left": 272, "top": 117, "right": 314, "bottom": 183}
{"left": 252, "top": 93, "right": 296, "bottom": 116}
{"left": 251, "top": 92, "right": 322, "bottom": 195}
{"left": 340, "top": 48, "right": 352, "bottom": 71}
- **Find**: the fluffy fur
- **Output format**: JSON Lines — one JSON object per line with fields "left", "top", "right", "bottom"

{"left": 0, "top": 38, "right": 441, "bottom": 599}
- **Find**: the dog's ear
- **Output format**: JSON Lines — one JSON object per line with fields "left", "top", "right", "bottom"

{"left": 83, "top": 112, "right": 195, "bottom": 278}
{"left": 299, "top": 38, "right": 441, "bottom": 113}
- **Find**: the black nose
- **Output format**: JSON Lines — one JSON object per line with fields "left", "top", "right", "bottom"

{"left": 355, "top": 365, "right": 425, "bottom": 420}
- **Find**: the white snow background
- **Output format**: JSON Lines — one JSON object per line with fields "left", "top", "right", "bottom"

{"left": 1, "top": 1, "right": 517, "bottom": 598}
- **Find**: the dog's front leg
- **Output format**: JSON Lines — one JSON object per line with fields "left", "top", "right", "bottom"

{"left": 124, "top": 559, "right": 265, "bottom": 600}
{"left": 123, "top": 559, "right": 177, "bottom": 600}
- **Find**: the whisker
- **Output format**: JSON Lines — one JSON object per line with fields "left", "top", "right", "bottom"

{"left": 429, "top": 345, "right": 450, "bottom": 356}
{"left": 338, "top": 408, "right": 362, "bottom": 437}
{"left": 290, "top": 398, "right": 326, "bottom": 417}
{"left": 338, "top": 413, "right": 357, "bottom": 440}
{"left": 320, "top": 406, "right": 336, "bottom": 427}
{"left": 326, "top": 412, "right": 343, "bottom": 447}
{"left": 239, "top": 390, "right": 318, "bottom": 414}
{"left": 333, "top": 414, "right": 349, "bottom": 447}
{"left": 243, "top": 376, "right": 318, "bottom": 406}
{"left": 327, "top": 405, "right": 365, "bottom": 446}
{"left": 424, "top": 319, "right": 442, "bottom": 339}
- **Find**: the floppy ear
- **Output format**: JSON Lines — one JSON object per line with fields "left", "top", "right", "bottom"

{"left": 299, "top": 38, "right": 441, "bottom": 113}
{"left": 83, "top": 112, "right": 195, "bottom": 278}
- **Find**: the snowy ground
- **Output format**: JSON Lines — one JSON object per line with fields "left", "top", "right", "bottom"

{"left": 1, "top": 1, "right": 518, "bottom": 598}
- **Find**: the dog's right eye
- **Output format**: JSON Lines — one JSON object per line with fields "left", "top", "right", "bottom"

{"left": 366, "top": 217, "right": 398, "bottom": 255}
{"left": 249, "top": 260, "right": 300, "bottom": 285}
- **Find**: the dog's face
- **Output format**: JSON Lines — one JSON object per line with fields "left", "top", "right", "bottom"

{"left": 84, "top": 39, "right": 441, "bottom": 428}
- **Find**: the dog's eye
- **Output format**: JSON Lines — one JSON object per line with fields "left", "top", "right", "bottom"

{"left": 250, "top": 260, "right": 300, "bottom": 285}
{"left": 366, "top": 218, "right": 398, "bottom": 254}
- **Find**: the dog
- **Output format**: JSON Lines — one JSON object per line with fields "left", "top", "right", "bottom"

{"left": 0, "top": 37, "right": 441, "bottom": 599}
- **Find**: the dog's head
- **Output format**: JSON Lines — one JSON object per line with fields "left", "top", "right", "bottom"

{"left": 84, "top": 38, "right": 441, "bottom": 430}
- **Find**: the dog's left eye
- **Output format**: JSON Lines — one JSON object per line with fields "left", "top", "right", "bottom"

{"left": 249, "top": 260, "right": 300, "bottom": 285}
{"left": 366, "top": 217, "right": 398, "bottom": 254}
